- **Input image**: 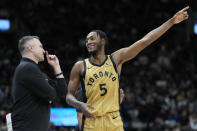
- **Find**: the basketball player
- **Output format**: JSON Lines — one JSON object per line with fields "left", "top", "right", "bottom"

{"left": 66, "top": 6, "right": 189, "bottom": 131}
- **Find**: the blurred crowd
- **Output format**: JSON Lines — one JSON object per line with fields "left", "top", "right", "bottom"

{"left": 0, "top": 0, "right": 197, "bottom": 131}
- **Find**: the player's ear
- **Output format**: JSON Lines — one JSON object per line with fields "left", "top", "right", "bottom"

{"left": 101, "top": 38, "right": 105, "bottom": 45}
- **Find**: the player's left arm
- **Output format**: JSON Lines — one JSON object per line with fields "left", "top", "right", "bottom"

{"left": 112, "top": 6, "right": 189, "bottom": 70}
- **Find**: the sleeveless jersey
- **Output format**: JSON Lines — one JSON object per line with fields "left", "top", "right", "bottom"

{"left": 81, "top": 55, "right": 120, "bottom": 116}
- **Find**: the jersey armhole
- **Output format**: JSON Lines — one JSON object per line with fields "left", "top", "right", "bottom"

{"left": 80, "top": 60, "right": 87, "bottom": 103}
{"left": 110, "top": 55, "right": 121, "bottom": 106}
{"left": 82, "top": 60, "right": 86, "bottom": 79}
{"left": 109, "top": 55, "right": 118, "bottom": 74}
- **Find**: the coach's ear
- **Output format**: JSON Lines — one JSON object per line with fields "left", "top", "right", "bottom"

{"left": 26, "top": 43, "right": 34, "bottom": 53}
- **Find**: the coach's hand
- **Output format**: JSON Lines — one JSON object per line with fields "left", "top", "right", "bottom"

{"left": 172, "top": 6, "right": 189, "bottom": 24}
{"left": 46, "top": 51, "right": 60, "bottom": 66}
{"left": 46, "top": 51, "right": 62, "bottom": 75}
{"left": 80, "top": 102, "right": 96, "bottom": 120}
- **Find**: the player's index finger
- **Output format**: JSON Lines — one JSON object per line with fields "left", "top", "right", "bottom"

{"left": 181, "top": 6, "right": 189, "bottom": 12}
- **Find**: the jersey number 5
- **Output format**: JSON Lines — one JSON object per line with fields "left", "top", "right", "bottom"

{"left": 99, "top": 83, "right": 107, "bottom": 96}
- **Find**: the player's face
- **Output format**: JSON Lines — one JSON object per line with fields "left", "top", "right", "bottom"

{"left": 86, "top": 32, "right": 102, "bottom": 54}
{"left": 31, "top": 39, "right": 45, "bottom": 62}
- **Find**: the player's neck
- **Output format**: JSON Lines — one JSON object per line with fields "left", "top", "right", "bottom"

{"left": 91, "top": 53, "right": 106, "bottom": 65}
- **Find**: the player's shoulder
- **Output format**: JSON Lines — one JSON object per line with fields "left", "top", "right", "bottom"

{"left": 71, "top": 60, "right": 86, "bottom": 76}
{"left": 73, "top": 60, "right": 84, "bottom": 71}
{"left": 74, "top": 60, "right": 84, "bottom": 67}
{"left": 75, "top": 60, "right": 83, "bottom": 65}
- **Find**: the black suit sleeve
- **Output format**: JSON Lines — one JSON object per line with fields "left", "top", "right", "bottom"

{"left": 54, "top": 78, "right": 67, "bottom": 96}
{"left": 22, "top": 64, "right": 57, "bottom": 102}
{"left": 47, "top": 77, "right": 67, "bottom": 96}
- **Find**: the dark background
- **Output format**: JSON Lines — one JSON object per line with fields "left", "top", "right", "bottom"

{"left": 0, "top": 0, "right": 197, "bottom": 130}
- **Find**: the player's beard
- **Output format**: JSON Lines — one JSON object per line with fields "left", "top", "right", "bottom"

{"left": 89, "top": 43, "right": 102, "bottom": 57}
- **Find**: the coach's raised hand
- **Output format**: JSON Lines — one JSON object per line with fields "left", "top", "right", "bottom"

{"left": 172, "top": 6, "right": 189, "bottom": 24}
{"left": 46, "top": 51, "right": 63, "bottom": 78}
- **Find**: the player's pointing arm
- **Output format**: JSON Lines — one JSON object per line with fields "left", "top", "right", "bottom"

{"left": 112, "top": 6, "right": 189, "bottom": 67}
